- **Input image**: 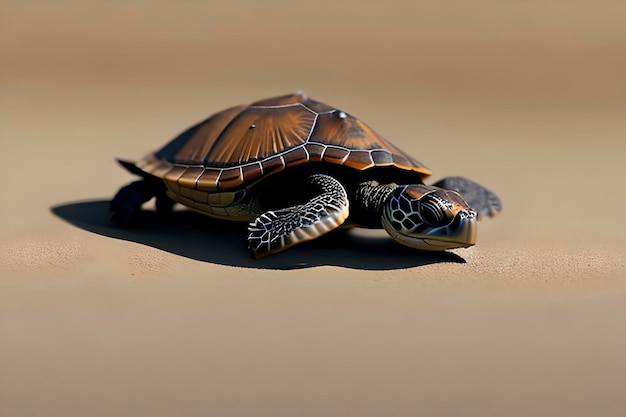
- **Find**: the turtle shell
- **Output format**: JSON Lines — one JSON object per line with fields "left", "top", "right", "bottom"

{"left": 134, "top": 91, "right": 431, "bottom": 194}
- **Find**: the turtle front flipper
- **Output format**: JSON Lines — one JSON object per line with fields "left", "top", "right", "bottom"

{"left": 247, "top": 174, "right": 350, "bottom": 258}
{"left": 433, "top": 176, "right": 502, "bottom": 219}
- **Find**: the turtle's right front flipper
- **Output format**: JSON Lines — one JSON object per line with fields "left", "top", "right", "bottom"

{"left": 247, "top": 174, "right": 350, "bottom": 258}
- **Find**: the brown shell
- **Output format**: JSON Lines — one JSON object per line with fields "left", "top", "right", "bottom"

{"left": 135, "top": 92, "right": 431, "bottom": 192}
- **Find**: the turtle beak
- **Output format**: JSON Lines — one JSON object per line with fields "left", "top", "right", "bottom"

{"left": 420, "top": 210, "right": 477, "bottom": 249}
{"left": 460, "top": 211, "right": 477, "bottom": 247}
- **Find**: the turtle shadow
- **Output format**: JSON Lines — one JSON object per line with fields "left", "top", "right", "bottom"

{"left": 50, "top": 199, "right": 467, "bottom": 270}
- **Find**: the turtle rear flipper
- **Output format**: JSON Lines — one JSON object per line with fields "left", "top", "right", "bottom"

{"left": 247, "top": 174, "right": 350, "bottom": 258}
{"left": 110, "top": 179, "right": 173, "bottom": 227}
{"left": 433, "top": 176, "right": 501, "bottom": 219}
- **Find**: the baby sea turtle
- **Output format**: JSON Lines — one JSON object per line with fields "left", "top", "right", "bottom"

{"left": 111, "top": 92, "right": 501, "bottom": 258}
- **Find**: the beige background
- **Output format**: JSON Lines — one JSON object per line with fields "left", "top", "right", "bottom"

{"left": 2, "top": 1, "right": 626, "bottom": 416}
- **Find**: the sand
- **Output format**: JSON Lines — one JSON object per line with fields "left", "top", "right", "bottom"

{"left": 2, "top": 1, "right": 626, "bottom": 416}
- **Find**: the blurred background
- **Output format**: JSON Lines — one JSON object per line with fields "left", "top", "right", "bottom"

{"left": 2, "top": 0, "right": 626, "bottom": 240}
{"left": 3, "top": 3, "right": 626, "bottom": 417}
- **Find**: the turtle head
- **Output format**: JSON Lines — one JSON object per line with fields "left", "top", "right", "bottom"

{"left": 381, "top": 184, "right": 477, "bottom": 250}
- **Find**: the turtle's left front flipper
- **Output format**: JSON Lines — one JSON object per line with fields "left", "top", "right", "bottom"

{"left": 248, "top": 174, "right": 350, "bottom": 258}
{"left": 433, "top": 176, "right": 502, "bottom": 219}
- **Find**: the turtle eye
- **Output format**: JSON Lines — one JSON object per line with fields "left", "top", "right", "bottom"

{"left": 420, "top": 197, "right": 454, "bottom": 226}
{"left": 420, "top": 202, "right": 442, "bottom": 225}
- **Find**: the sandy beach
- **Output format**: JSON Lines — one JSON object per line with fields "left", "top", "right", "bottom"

{"left": 2, "top": 1, "right": 626, "bottom": 416}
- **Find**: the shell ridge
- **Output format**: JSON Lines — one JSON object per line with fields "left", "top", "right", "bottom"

{"left": 248, "top": 103, "right": 304, "bottom": 110}
{"left": 304, "top": 113, "right": 319, "bottom": 143}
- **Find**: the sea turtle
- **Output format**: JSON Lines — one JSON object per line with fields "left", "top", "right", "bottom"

{"left": 111, "top": 91, "right": 501, "bottom": 258}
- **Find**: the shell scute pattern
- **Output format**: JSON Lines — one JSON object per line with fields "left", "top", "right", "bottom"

{"left": 242, "top": 162, "right": 264, "bottom": 184}
{"left": 207, "top": 104, "right": 317, "bottom": 164}
{"left": 177, "top": 166, "right": 205, "bottom": 189}
{"left": 343, "top": 150, "right": 375, "bottom": 170}
{"left": 322, "top": 147, "right": 350, "bottom": 164}
{"left": 139, "top": 92, "right": 431, "bottom": 193}
{"left": 304, "top": 142, "right": 325, "bottom": 161}
{"left": 196, "top": 169, "right": 220, "bottom": 191}
{"left": 170, "top": 104, "right": 247, "bottom": 164}
{"left": 162, "top": 165, "right": 187, "bottom": 183}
